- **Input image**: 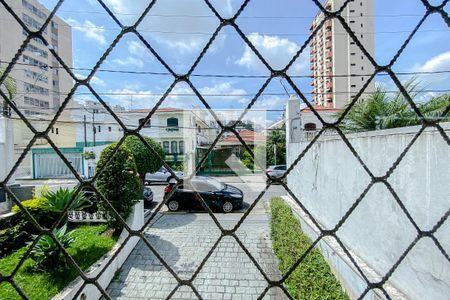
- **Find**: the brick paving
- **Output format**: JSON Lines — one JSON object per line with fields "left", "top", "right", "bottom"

{"left": 106, "top": 213, "right": 287, "bottom": 299}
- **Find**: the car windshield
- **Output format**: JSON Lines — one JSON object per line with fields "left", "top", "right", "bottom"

{"left": 190, "top": 177, "right": 225, "bottom": 191}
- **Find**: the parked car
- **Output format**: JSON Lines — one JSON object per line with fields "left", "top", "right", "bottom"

{"left": 164, "top": 176, "right": 243, "bottom": 213}
{"left": 266, "top": 165, "right": 287, "bottom": 183}
{"left": 75, "top": 183, "right": 154, "bottom": 211}
{"left": 145, "top": 167, "right": 183, "bottom": 184}
{"left": 143, "top": 185, "right": 154, "bottom": 209}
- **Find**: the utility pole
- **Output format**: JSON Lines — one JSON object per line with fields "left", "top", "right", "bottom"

{"left": 92, "top": 109, "right": 96, "bottom": 147}
{"left": 83, "top": 115, "right": 87, "bottom": 147}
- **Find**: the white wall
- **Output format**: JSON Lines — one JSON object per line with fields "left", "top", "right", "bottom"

{"left": 0, "top": 117, "right": 14, "bottom": 182}
{"left": 287, "top": 122, "right": 450, "bottom": 299}
{"left": 0, "top": 117, "right": 14, "bottom": 211}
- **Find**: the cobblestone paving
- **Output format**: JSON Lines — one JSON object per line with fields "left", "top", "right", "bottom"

{"left": 106, "top": 213, "right": 287, "bottom": 299}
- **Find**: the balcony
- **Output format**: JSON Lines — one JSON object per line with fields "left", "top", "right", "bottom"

{"left": 325, "top": 41, "right": 332, "bottom": 49}
{"left": 325, "top": 30, "right": 332, "bottom": 39}
{"left": 326, "top": 61, "right": 332, "bottom": 69}
{"left": 326, "top": 52, "right": 332, "bottom": 59}
{"left": 326, "top": 82, "right": 333, "bottom": 90}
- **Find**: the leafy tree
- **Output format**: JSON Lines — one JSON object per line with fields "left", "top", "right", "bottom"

{"left": 241, "top": 150, "right": 254, "bottom": 170}
{"left": 266, "top": 129, "right": 286, "bottom": 166}
{"left": 123, "top": 135, "right": 164, "bottom": 178}
{"left": 0, "top": 68, "right": 16, "bottom": 115}
{"left": 96, "top": 143, "right": 142, "bottom": 230}
{"left": 337, "top": 81, "right": 450, "bottom": 132}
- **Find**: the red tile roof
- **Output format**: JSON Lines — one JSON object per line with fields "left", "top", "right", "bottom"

{"left": 222, "top": 129, "right": 266, "bottom": 143}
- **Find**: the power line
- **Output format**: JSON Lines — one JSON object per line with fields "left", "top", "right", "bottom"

{"left": 0, "top": 17, "right": 444, "bottom": 36}
{"left": 9, "top": 7, "right": 427, "bottom": 19}
{"left": 2, "top": 60, "right": 449, "bottom": 79}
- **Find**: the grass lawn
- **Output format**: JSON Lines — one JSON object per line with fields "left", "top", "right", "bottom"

{"left": 0, "top": 224, "right": 117, "bottom": 300}
{"left": 270, "top": 197, "right": 349, "bottom": 300}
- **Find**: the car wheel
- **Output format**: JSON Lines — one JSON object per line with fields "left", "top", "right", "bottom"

{"left": 222, "top": 201, "right": 233, "bottom": 213}
{"left": 168, "top": 200, "right": 179, "bottom": 212}
{"left": 167, "top": 176, "right": 173, "bottom": 183}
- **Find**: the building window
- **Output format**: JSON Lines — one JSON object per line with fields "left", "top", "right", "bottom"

{"left": 108, "top": 126, "right": 112, "bottom": 132}
{"left": 138, "top": 118, "right": 151, "bottom": 128}
{"left": 167, "top": 117, "right": 178, "bottom": 128}
{"left": 171, "top": 141, "right": 177, "bottom": 154}
{"left": 179, "top": 141, "right": 184, "bottom": 154}
{"left": 163, "top": 141, "right": 170, "bottom": 153}
{"left": 55, "top": 128, "right": 59, "bottom": 135}
{"left": 98, "top": 125, "right": 101, "bottom": 132}
{"left": 304, "top": 123, "right": 317, "bottom": 131}
{"left": 351, "top": 84, "right": 356, "bottom": 88}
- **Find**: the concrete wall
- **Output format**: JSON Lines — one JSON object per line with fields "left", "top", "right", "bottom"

{"left": 286, "top": 122, "right": 450, "bottom": 299}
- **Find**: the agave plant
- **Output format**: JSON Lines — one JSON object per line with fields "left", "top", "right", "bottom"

{"left": 29, "top": 224, "right": 75, "bottom": 269}
{"left": 42, "top": 188, "right": 90, "bottom": 213}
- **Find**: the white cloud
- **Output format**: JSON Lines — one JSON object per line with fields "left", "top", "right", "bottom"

{"left": 236, "top": 33, "right": 309, "bottom": 74}
{"left": 103, "top": 0, "right": 232, "bottom": 54}
{"left": 128, "top": 40, "right": 147, "bottom": 57}
{"left": 112, "top": 56, "right": 144, "bottom": 68}
{"left": 411, "top": 51, "right": 450, "bottom": 87}
{"left": 66, "top": 18, "right": 107, "bottom": 45}
{"left": 90, "top": 76, "right": 106, "bottom": 87}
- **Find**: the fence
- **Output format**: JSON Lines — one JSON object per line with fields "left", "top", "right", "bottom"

{"left": 0, "top": 0, "right": 449, "bottom": 299}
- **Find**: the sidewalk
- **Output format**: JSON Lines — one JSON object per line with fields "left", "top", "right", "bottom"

{"left": 106, "top": 213, "right": 287, "bottom": 300}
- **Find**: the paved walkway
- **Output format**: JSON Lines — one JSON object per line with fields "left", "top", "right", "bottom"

{"left": 106, "top": 213, "right": 287, "bottom": 299}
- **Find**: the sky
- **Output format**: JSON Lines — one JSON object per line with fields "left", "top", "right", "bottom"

{"left": 33, "top": 0, "right": 450, "bottom": 124}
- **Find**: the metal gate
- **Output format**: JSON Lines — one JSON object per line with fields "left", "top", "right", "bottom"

{"left": 33, "top": 153, "right": 82, "bottom": 179}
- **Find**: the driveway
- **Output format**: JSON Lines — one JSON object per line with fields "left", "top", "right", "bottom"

{"left": 107, "top": 213, "right": 287, "bottom": 299}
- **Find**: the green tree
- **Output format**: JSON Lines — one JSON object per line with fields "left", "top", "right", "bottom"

{"left": 337, "top": 81, "right": 450, "bottom": 132}
{"left": 96, "top": 143, "right": 142, "bottom": 230}
{"left": 123, "top": 135, "right": 164, "bottom": 178}
{"left": 0, "top": 68, "right": 17, "bottom": 115}
{"left": 267, "top": 129, "right": 286, "bottom": 166}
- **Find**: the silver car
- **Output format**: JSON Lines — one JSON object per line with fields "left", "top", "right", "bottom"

{"left": 145, "top": 167, "right": 183, "bottom": 184}
{"left": 266, "top": 165, "right": 287, "bottom": 182}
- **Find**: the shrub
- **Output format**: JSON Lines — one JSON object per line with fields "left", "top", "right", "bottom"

{"left": 29, "top": 224, "right": 75, "bottom": 270}
{"left": 11, "top": 198, "right": 56, "bottom": 230}
{"left": 42, "top": 188, "right": 90, "bottom": 213}
{"left": 0, "top": 225, "right": 30, "bottom": 258}
{"left": 270, "top": 197, "right": 348, "bottom": 300}
{"left": 33, "top": 185, "right": 51, "bottom": 199}
{"left": 96, "top": 143, "right": 142, "bottom": 230}
{"left": 123, "top": 135, "right": 164, "bottom": 177}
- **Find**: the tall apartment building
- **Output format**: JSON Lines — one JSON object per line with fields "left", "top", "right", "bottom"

{"left": 0, "top": 0, "right": 73, "bottom": 116}
{"left": 310, "top": 0, "right": 374, "bottom": 108}
{"left": 0, "top": 0, "right": 73, "bottom": 178}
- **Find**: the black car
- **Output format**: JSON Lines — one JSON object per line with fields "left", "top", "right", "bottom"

{"left": 164, "top": 176, "right": 243, "bottom": 213}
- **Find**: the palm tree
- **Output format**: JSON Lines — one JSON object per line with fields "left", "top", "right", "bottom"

{"left": 0, "top": 68, "right": 17, "bottom": 116}
{"left": 337, "top": 81, "right": 450, "bottom": 132}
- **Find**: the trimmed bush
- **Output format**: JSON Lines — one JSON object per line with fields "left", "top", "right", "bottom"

{"left": 123, "top": 135, "right": 164, "bottom": 177}
{"left": 11, "top": 198, "right": 56, "bottom": 230}
{"left": 96, "top": 143, "right": 142, "bottom": 229}
{"left": 270, "top": 197, "right": 348, "bottom": 300}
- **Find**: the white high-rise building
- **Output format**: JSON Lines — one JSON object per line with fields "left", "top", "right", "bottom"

{"left": 310, "top": 0, "right": 375, "bottom": 108}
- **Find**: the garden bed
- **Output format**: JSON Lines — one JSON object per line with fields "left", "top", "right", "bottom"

{"left": 0, "top": 224, "right": 117, "bottom": 300}
{"left": 270, "top": 197, "right": 349, "bottom": 300}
